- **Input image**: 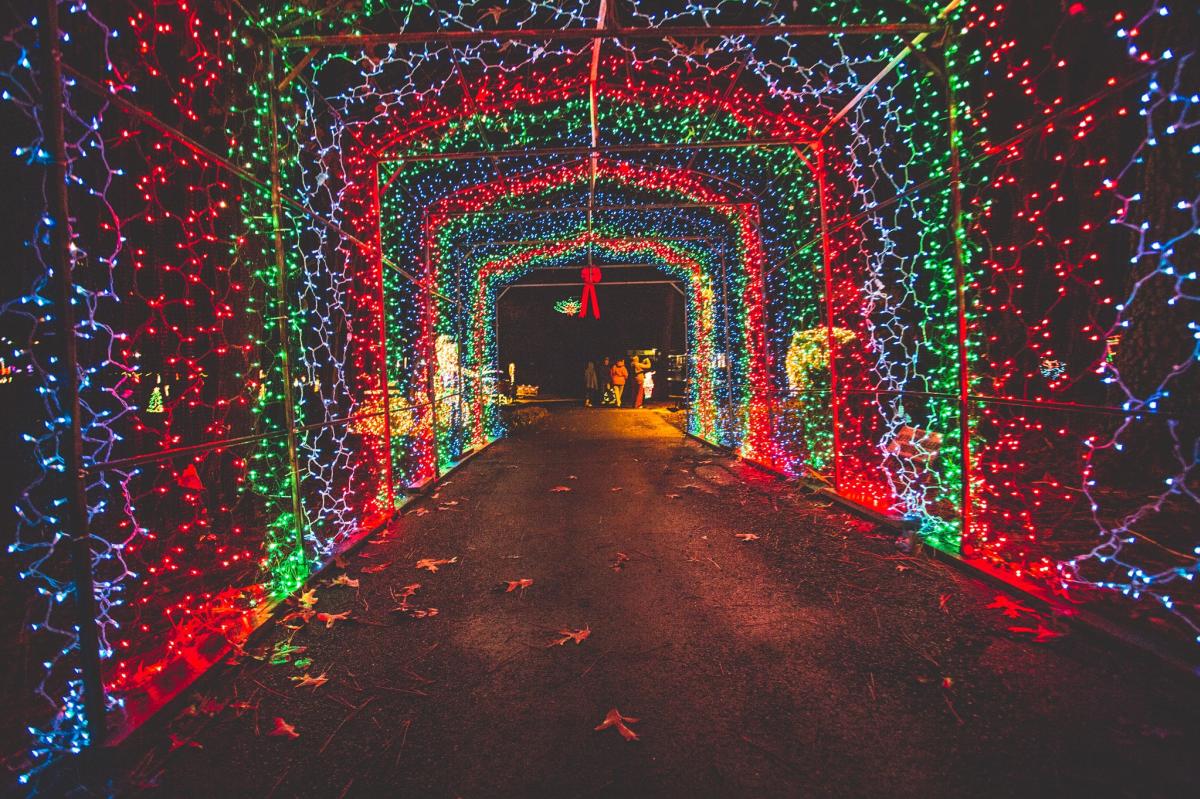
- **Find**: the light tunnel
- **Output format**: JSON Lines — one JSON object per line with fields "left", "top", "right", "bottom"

{"left": 2, "top": 0, "right": 1198, "bottom": 781}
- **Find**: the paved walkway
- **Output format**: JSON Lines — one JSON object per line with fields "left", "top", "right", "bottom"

{"left": 130, "top": 408, "right": 1199, "bottom": 798}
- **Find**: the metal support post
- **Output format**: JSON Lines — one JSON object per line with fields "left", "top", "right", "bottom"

{"left": 815, "top": 142, "right": 843, "bottom": 492}
{"left": 39, "top": 0, "right": 107, "bottom": 746}
{"left": 267, "top": 50, "right": 309, "bottom": 559}
{"left": 942, "top": 43, "right": 975, "bottom": 549}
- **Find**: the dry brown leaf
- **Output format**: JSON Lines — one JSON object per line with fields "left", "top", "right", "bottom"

{"left": 987, "top": 595, "right": 1036, "bottom": 619}
{"left": 1008, "top": 623, "right": 1065, "bottom": 642}
{"left": 331, "top": 574, "right": 360, "bottom": 589}
{"left": 551, "top": 486, "right": 572, "bottom": 493}
{"left": 735, "top": 533, "right": 759, "bottom": 542}
{"left": 610, "top": 552, "right": 630, "bottom": 571}
{"left": 291, "top": 671, "right": 329, "bottom": 689}
{"left": 169, "top": 732, "right": 203, "bottom": 751}
{"left": 594, "top": 708, "right": 639, "bottom": 741}
{"left": 504, "top": 578, "right": 534, "bottom": 593}
{"left": 548, "top": 626, "right": 591, "bottom": 647}
{"left": 297, "top": 589, "right": 318, "bottom": 610}
{"left": 316, "top": 611, "right": 351, "bottom": 629}
{"left": 361, "top": 562, "right": 392, "bottom": 574}
{"left": 269, "top": 717, "right": 300, "bottom": 739}
{"left": 415, "top": 557, "right": 457, "bottom": 572}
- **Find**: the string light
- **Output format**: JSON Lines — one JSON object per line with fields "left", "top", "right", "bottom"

{"left": 2, "top": 0, "right": 1196, "bottom": 788}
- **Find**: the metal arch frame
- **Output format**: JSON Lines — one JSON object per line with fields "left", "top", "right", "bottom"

{"left": 276, "top": 23, "right": 941, "bottom": 50}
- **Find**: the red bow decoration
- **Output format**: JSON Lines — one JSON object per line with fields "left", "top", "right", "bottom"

{"left": 579, "top": 266, "right": 601, "bottom": 319}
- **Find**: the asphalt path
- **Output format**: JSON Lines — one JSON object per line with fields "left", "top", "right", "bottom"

{"left": 128, "top": 407, "right": 1200, "bottom": 798}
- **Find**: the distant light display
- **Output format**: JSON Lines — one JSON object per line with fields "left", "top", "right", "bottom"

{"left": 555, "top": 298, "right": 582, "bottom": 316}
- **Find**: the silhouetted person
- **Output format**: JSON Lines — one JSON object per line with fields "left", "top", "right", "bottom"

{"left": 610, "top": 358, "right": 629, "bottom": 407}
{"left": 584, "top": 361, "right": 598, "bottom": 407}
{"left": 631, "top": 353, "right": 651, "bottom": 408}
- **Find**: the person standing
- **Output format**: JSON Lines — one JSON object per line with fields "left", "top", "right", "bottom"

{"left": 600, "top": 357, "right": 612, "bottom": 404}
{"left": 583, "top": 361, "right": 598, "bottom": 407}
{"left": 630, "top": 353, "right": 651, "bottom": 408}
{"left": 610, "top": 358, "right": 629, "bottom": 408}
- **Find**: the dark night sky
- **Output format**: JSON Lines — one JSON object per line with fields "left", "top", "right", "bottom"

{"left": 497, "top": 276, "right": 685, "bottom": 397}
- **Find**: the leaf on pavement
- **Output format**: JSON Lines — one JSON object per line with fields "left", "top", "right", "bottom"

{"left": 1008, "top": 623, "right": 1066, "bottom": 643}
{"left": 331, "top": 574, "right": 360, "bottom": 588}
{"left": 415, "top": 556, "right": 458, "bottom": 572}
{"left": 316, "top": 610, "right": 351, "bottom": 629}
{"left": 291, "top": 671, "right": 329, "bottom": 689}
{"left": 734, "top": 533, "right": 759, "bottom": 542}
{"left": 548, "top": 626, "right": 591, "bottom": 647}
{"left": 594, "top": 708, "right": 639, "bottom": 741}
{"left": 279, "top": 609, "right": 315, "bottom": 629}
{"left": 610, "top": 552, "right": 630, "bottom": 571}
{"left": 988, "top": 595, "right": 1037, "bottom": 619}
{"left": 297, "top": 589, "right": 318, "bottom": 610}
{"left": 361, "top": 561, "right": 392, "bottom": 574}
{"left": 551, "top": 485, "right": 572, "bottom": 492}
{"left": 270, "top": 641, "right": 305, "bottom": 664}
{"left": 504, "top": 578, "right": 534, "bottom": 593}
{"left": 269, "top": 717, "right": 300, "bottom": 739}
{"left": 169, "top": 732, "right": 203, "bottom": 751}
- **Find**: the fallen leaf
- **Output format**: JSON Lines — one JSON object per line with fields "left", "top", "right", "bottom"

{"left": 1008, "top": 623, "right": 1065, "bottom": 643}
{"left": 411, "top": 507, "right": 430, "bottom": 516}
{"left": 735, "top": 533, "right": 759, "bottom": 542}
{"left": 229, "top": 699, "right": 258, "bottom": 717}
{"left": 938, "top": 594, "right": 951, "bottom": 613}
{"left": 610, "top": 552, "right": 630, "bottom": 571}
{"left": 316, "top": 611, "right": 351, "bottom": 629}
{"left": 505, "top": 578, "right": 534, "bottom": 593}
{"left": 269, "top": 717, "right": 300, "bottom": 739}
{"left": 594, "top": 708, "right": 639, "bottom": 741}
{"left": 568, "top": 475, "right": 577, "bottom": 480}
{"left": 415, "top": 557, "right": 458, "bottom": 572}
{"left": 398, "top": 583, "right": 421, "bottom": 597}
{"left": 941, "top": 676, "right": 954, "bottom": 690}
{"left": 666, "top": 493, "right": 681, "bottom": 499}
{"left": 293, "top": 657, "right": 313, "bottom": 670}
{"left": 270, "top": 641, "right": 305, "bottom": 664}
{"left": 333, "top": 555, "right": 348, "bottom": 569}
{"left": 548, "top": 626, "right": 591, "bottom": 647}
{"left": 988, "top": 595, "right": 1036, "bottom": 619}
{"left": 169, "top": 733, "right": 203, "bottom": 751}
{"left": 408, "top": 608, "right": 438, "bottom": 618}
{"left": 331, "top": 574, "right": 360, "bottom": 589}
{"left": 361, "top": 561, "right": 392, "bottom": 574}
{"left": 610, "top": 487, "right": 623, "bottom": 492}
{"left": 291, "top": 671, "right": 329, "bottom": 689}
{"left": 298, "top": 589, "right": 318, "bottom": 610}
{"left": 279, "top": 609, "right": 314, "bottom": 629}
{"left": 551, "top": 486, "right": 572, "bottom": 493}
{"left": 895, "top": 564, "right": 912, "bottom": 572}
{"left": 197, "top": 696, "right": 226, "bottom": 717}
